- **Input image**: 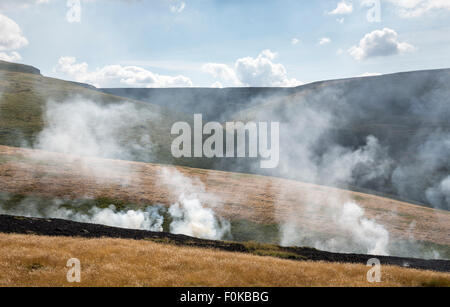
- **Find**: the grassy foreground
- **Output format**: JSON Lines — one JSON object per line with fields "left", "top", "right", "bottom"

{"left": 0, "top": 233, "right": 448, "bottom": 287}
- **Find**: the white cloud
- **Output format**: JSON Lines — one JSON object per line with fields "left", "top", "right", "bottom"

{"left": 0, "top": 13, "right": 28, "bottom": 62}
{"left": 201, "top": 63, "right": 241, "bottom": 86}
{"left": 329, "top": 1, "right": 354, "bottom": 15}
{"left": 386, "top": 0, "right": 450, "bottom": 17}
{"left": 0, "top": 51, "right": 22, "bottom": 62}
{"left": 0, "top": 14, "right": 28, "bottom": 51}
{"left": 319, "top": 37, "right": 331, "bottom": 45}
{"left": 169, "top": 0, "right": 186, "bottom": 13}
{"left": 202, "top": 50, "right": 303, "bottom": 87}
{"left": 357, "top": 72, "right": 382, "bottom": 77}
{"left": 348, "top": 28, "right": 415, "bottom": 60}
{"left": 55, "top": 56, "right": 193, "bottom": 88}
{"left": 210, "top": 81, "right": 223, "bottom": 88}
{"left": 291, "top": 38, "right": 300, "bottom": 45}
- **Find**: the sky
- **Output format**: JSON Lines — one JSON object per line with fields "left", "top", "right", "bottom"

{"left": 1, "top": 0, "right": 450, "bottom": 88}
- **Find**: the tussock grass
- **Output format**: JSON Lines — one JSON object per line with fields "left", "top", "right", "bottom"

{"left": 0, "top": 233, "right": 448, "bottom": 287}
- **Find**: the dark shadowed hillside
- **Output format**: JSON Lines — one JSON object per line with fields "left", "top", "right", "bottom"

{"left": 100, "top": 87, "right": 297, "bottom": 122}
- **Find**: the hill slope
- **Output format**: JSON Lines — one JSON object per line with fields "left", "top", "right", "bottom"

{"left": 0, "top": 145, "right": 448, "bottom": 259}
{"left": 0, "top": 64, "right": 194, "bottom": 166}
{"left": 102, "top": 69, "right": 450, "bottom": 210}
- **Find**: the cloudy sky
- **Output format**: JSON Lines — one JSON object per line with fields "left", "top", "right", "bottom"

{"left": 1, "top": 0, "right": 449, "bottom": 87}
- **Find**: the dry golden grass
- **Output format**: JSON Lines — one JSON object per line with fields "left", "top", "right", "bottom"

{"left": 0, "top": 233, "right": 448, "bottom": 287}
{"left": 0, "top": 145, "right": 449, "bottom": 246}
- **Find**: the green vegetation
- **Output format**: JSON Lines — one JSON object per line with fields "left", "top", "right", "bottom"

{"left": 0, "top": 67, "right": 190, "bottom": 165}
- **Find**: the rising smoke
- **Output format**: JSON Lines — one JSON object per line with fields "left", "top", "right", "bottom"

{"left": 17, "top": 97, "right": 230, "bottom": 240}
{"left": 0, "top": 194, "right": 230, "bottom": 241}
{"left": 2, "top": 69, "right": 449, "bottom": 258}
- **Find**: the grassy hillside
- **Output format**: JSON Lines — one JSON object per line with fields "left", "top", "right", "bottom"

{"left": 0, "top": 145, "right": 448, "bottom": 258}
{"left": 0, "top": 66, "right": 193, "bottom": 165}
{"left": 1, "top": 62, "right": 449, "bottom": 209}
{"left": 0, "top": 60, "right": 41, "bottom": 76}
{"left": 0, "top": 233, "right": 448, "bottom": 287}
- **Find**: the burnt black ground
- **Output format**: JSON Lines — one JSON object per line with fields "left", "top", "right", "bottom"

{"left": 0, "top": 214, "right": 449, "bottom": 273}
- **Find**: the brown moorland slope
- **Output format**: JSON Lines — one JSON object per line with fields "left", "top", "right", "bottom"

{"left": 0, "top": 233, "right": 449, "bottom": 287}
{"left": 0, "top": 145, "right": 449, "bottom": 248}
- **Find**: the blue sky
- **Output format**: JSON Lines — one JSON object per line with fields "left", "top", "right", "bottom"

{"left": 1, "top": 0, "right": 450, "bottom": 87}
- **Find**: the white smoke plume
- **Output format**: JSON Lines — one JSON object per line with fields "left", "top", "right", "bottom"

{"left": 35, "top": 98, "right": 154, "bottom": 161}
{"left": 280, "top": 199, "right": 390, "bottom": 255}
{"left": 0, "top": 198, "right": 164, "bottom": 232}
{"left": 169, "top": 194, "right": 231, "bottom": 240}
{"left": 159, "top": 168, "right": 231, "bottom": 240}
{"left": 29, "top": 97, "right": 158, "bottom": 185}
{"left": 0, "top": 194, "right": 230, "bottom": 241}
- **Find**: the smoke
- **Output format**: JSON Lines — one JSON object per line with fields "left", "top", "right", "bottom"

{"left": 169, "top": 194, "right": 231, "bottom": 240}
{"left": 426, "top": 176, "right": 450, "bottom": 211}
{"left": 281, "top": 201, "right": 390, "bottom": 255}
{"left": 392, "top": 130, "right": 450, "bottom": 210}
{"left": 0, "top": 197, "right": 164, "bottom": 232}
{"left": 35, "top": 98, "right": 155, "bottom": 162}
{"left": 238, "top": 88, "right": 398, "bottom": 256}
{"left": 0, "top": 194, "right": 230, "bottom": 240}
{"left": 158, "top": 168, "right": 231, "bottom": 240}
{"left": 1, "top": 94, "right": 231, "bottom": 241}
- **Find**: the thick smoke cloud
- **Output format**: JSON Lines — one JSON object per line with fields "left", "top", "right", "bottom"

{"left": 9, "top": 96, "right": 231, "bottom": 240}
{"left": 0, "top": 196, "right": 230, "bottom": 240}
{"left": 224, "top": 70, "right": 450, "bottom": 256}
{"left": 36, "top": 98, "right": 155, "bottom": 162}
{"left": 235, "top": 70, "right": 450, "bottom": 211}
{"left": 158, "top": 168, "right": 231, "bottom": 240}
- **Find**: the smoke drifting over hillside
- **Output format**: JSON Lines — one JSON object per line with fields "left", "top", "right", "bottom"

{"left": 0, "top": 94, "right": 231, "bottom": 241}
{"left": 226, "top": 70, "right": 450, "bottom": 256}
{"left": 36, "top": 99, "right": 155, "bottom": 162}
{"left": 0, "top": 193, "right": 230, "bottom": 241}
{"left": 1, "top": 67, "right": 448, "bottom": 258}
{"left": 229, "top": 70, "right": 450, "bottom": 211}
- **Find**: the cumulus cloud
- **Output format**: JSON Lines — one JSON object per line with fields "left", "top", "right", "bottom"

{"left": 203, "top": 50, "right": 302, "bottom": 87}
{"left": 319, "top": 37, "right": 331, "bottom": 45}
{"left": 0, "top": 51, "right": 21, "bottom": 62}
{"left": 386, "top": 0, "right": 450, "bottom": 17}
{"left": 201, "top": 63, "right": 241, "bottom": 86}
{"left": 329, "top": 1, "right": 353, "bottom": 15}
{"left": 291, "top": 38, "right": 300, "bottom": 45}
{"left": 0, "top": 14, "right": 28, "bottom": 51}
{"left": 55, "top": 56, "right": 193, "bottom": 88}
{"left": 0, "top": 13, "right": 28, "bottom": 62}
{"left": 349, "top": 28, "right": 414, "bottom": 60}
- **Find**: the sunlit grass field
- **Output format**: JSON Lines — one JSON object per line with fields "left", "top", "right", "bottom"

{"left": 0, "top": 233, "right": 449, "bottom": 287}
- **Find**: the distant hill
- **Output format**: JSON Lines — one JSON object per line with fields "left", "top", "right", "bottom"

{"left": 101, "top": 87, "right": 297, "bottom": 122}
{"left": 0, "top": 60, "right": 41, "bottom": 75}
